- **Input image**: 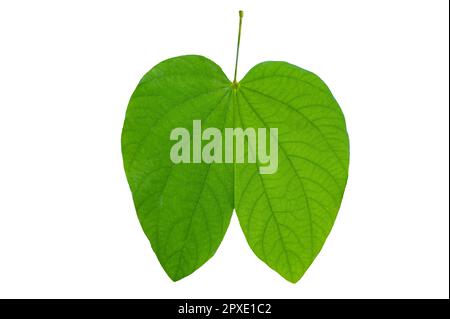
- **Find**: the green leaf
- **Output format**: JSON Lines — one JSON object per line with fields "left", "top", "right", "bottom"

{"left": 235, "top": 61, "right": 349, "bottom": 282}
{"left": 122, "top": 56, "right": 349, "bottom": 282}
{"left": 122, "top": 11, "right": 348, "bottom": 283}
{"left": 121, "top": 55, "right": 235, "bottom": 281}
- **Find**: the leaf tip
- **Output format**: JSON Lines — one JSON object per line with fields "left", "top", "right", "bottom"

{"left": 281, "top": 272, "right": 304, "bottom": 284}
{"left": 166, "top": 270, "right": 187, "bottom": 282}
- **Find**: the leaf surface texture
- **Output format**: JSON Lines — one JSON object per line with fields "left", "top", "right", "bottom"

{"left": 122, "top": 55, "right": 349, "bottom": 282}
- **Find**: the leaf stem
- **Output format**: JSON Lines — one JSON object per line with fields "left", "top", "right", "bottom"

{"left": 233, "top": 10, "right": 244, "bottom": 85}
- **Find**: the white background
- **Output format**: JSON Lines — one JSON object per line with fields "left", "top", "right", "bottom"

{"left": 0, "top": 0, "right": 448, "bottom": 299}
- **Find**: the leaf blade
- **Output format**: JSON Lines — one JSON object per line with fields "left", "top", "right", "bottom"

{"left": 235, "top": 61, "right": 349, "bottom": 282}
{"left": 122, "top": 55, "right": 234, "bottom": 281}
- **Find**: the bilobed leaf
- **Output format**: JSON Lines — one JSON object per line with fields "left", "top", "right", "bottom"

{"left": 122, "top": 13, "right": 349, "bottom": 283}
{"left": 122, "top": 55, "right": 235, "bottom": 281}
{"left": 234, "top": 61, "right": 349, "bottom": 282}
{"left": 122, "top": 57, "right": 349, "bottom": 282}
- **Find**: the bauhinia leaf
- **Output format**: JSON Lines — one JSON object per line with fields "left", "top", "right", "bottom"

{"left": 121, "top": 11, "right": 349, "bottom": 282}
